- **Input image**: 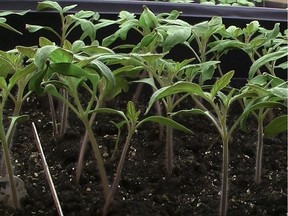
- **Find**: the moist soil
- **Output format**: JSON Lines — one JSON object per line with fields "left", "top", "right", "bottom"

{"left": 0, "top": 88, "right": 286, "bottom": 216}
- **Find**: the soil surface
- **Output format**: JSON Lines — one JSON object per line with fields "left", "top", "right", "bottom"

{"left": 0, "top": 88, "right": 286, "bottom": 216}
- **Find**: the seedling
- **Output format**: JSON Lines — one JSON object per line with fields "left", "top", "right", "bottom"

{"left": 94, "top": 101, "right": 191, "bottom": 215}
{"left": 0, "top": 11, "right": 34, "bottom": 208}
{"left": 240, "top": 74, "right": 287, "bottom": 184}
{"left": 0, "top": 49, "right": 35, "bottom": 208}
{"left": 146, "top": 71, "right": 260, "bottom": 216}
{"left": 26, "top": 0, "right": 103, "bottom": 138}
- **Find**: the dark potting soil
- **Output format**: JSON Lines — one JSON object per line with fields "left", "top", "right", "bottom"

{"left": 0, "top": 89, "right": 286, "bottom": 216}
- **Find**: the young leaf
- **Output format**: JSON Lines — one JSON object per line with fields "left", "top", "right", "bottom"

{"left": 146, "top": 81, "right": 205, "bottom": 114}
{"left": 34, "top": 45, "right": 58, "bottom": 70}
{"left": 249, "top": 47, "right": 288, "bottom": 79}
{"left": 9, "top": 63, "right": 36, "bottom": 87}
{"left": 49, "top": 62, "right": 87, "bottom": 78}
{"left": 0, "top": 19, "right": 22, "bottom": 35}
{"left": 139, "top": 6, "right": 157, "bottom": 31}
{"left": 16, "top": 46, "right": 37, "bottom": 59}
{"left": 264, "top": 115, "right": 288, "bottom": 137}
{"left": 163, "top": 26, "right": 191, "bottom": 52}
{"left": 63, "top": 4, "right": 78, "bottom": 13}
{"left": 37, "top": 1, "right": 63, "bottom": 14}
{"left": 25, "top": 24, "right": 60, "bottom": 38}
{"left": 139, "top": 116, "right": 192, "bottom": 134}
{"left": 210, "top": 70, "right": 234, "bottom": 99}
{"left": 39, "top": 37, "right": 54, "bottom": 47}
{"left": 49, "top": 48, "right": 73, "bottom": 63}
{"left": 269, "top": 86, "right": 288, "bottom": 99}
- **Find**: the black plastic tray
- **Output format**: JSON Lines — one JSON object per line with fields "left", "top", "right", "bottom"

{"left": 0, "top": 0, "right": 287, "bottom": 22}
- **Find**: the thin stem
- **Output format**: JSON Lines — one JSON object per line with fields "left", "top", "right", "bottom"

{"left": 82, "top": 117, "right": 110, "bottom": 200}
{"left": 0, "top": 118, "right": 18, "bottom": 208}
{"left": 75, "top": 111, "right": 96, "bottom": 183}
{"left": 255, "top": 111, "right": 264, "bottom": 184}
{"left": 165, "top": 97, "right": 174, "bottom": 175}
{"left": 59, "top": 89, "right": 69, "bottom": 138}
{"left": 219, "top": 129, "right": 229, "bottom": 216}
{"left": 48, "top": 94, "right": 59, "bottom": 137}
{"left": 102, "top": 130, "right": 134, "bottom": 216}
{"left": 184, "top": 42, "right": 201, "bottom": 63}
{"left": 75, "top": 95, "right": 103, "bottom": 183}
{"left": 165, "top": 124, "right": 173, "bottom": 176}
{"left": 32, "top": 123, "right": 64, "bottom": 216}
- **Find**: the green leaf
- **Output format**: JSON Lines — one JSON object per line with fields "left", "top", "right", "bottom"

{"left": 139, "top": 116, "right": 192, "bottom": 134}
{"left": 275, "top": 61, "right": 288, "bottom": 70}
{"left": 9, "top": 63, "right": 36, "bottom": 87}
{"left": 26, "top": 24, "right": 60, "bottom": 38}
{"left": 240, "top": 100, "right": 285, "bottom": 130}
{"left": 163, "top": 26, "right": 191, "bottom": 52}
{"left": 81, "top": 45, "right": 114, "bottom": 55}
{"left": 249, "top": 47, "right": 288, "bottom": 79}
{"left": 0, "top": 56, "right": 14, "bottom": 78}
{"left": 172, "top": 108, "right": 219, "bottom": 128}
{"left": 208, "top": 40, "right": 244, "bottom": 54}
{"left": 139, "top": 6, "right": 157, "bottom": 31}
{"left": 90, "top": 59, "right": 115, "bottom": 89}
{"left": 34, "top": 45, "right": 58, "bottom": 70}
{"left": 210, "top": 70, "right": 234, "bottom": 99}
{"left": 0, "top": 77, "right": 8, "bottom": 91}
{"left": 92, "top": 107, "right": 128, "bottom": 123}
{"left": 132, "top": 77, "right": 157, "bottom": 90}
{"left": 39, "top": 37, "right": 54, "bottom": 47}
{"left": 49, "top": 48, "right": 73, "bottom": 63}
{"left": 72, "top": 40, "right": 85, "bottom": 53}
{"left": 8, "top": 115, "right": 29, "bottom": 127}
{"left": 49, "top": 62, "right": 87, "bottom": 78}
{"left": 63, "top": 4, "right": 78, "bottom": 13}
{"left": 16, "top": 46, "right": 37, "bottom": 59}
{"left": 264, "top": 115, "right": 288, "bottom": 137}
{"left": 244, "top": 21, "right": 260, "bottom": 36}
{"left": 0, "top": 10, "right": 29, "bottom": 17}
{"left": 79, "top": 20, "right": 96, "bottom": 41}
{"left": 269, "top": 86, "right": 288, "bottom": 99}
{"left": 44, "top": 83, "right": 63, "bottom": 99}
{"left": 225, "top": 25, "right": 243, "bottom": 38}
{"left": 0, "top": 21, "right": 22, "bottom": 35}
{"left": 133, "top": 53, "right": 164, "bottom": 63}
{"left": 37, "top": 1, "right": 63, "bottom": 13}
{"left": 146, "top": 81, "right": 205, "bottom": 114}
